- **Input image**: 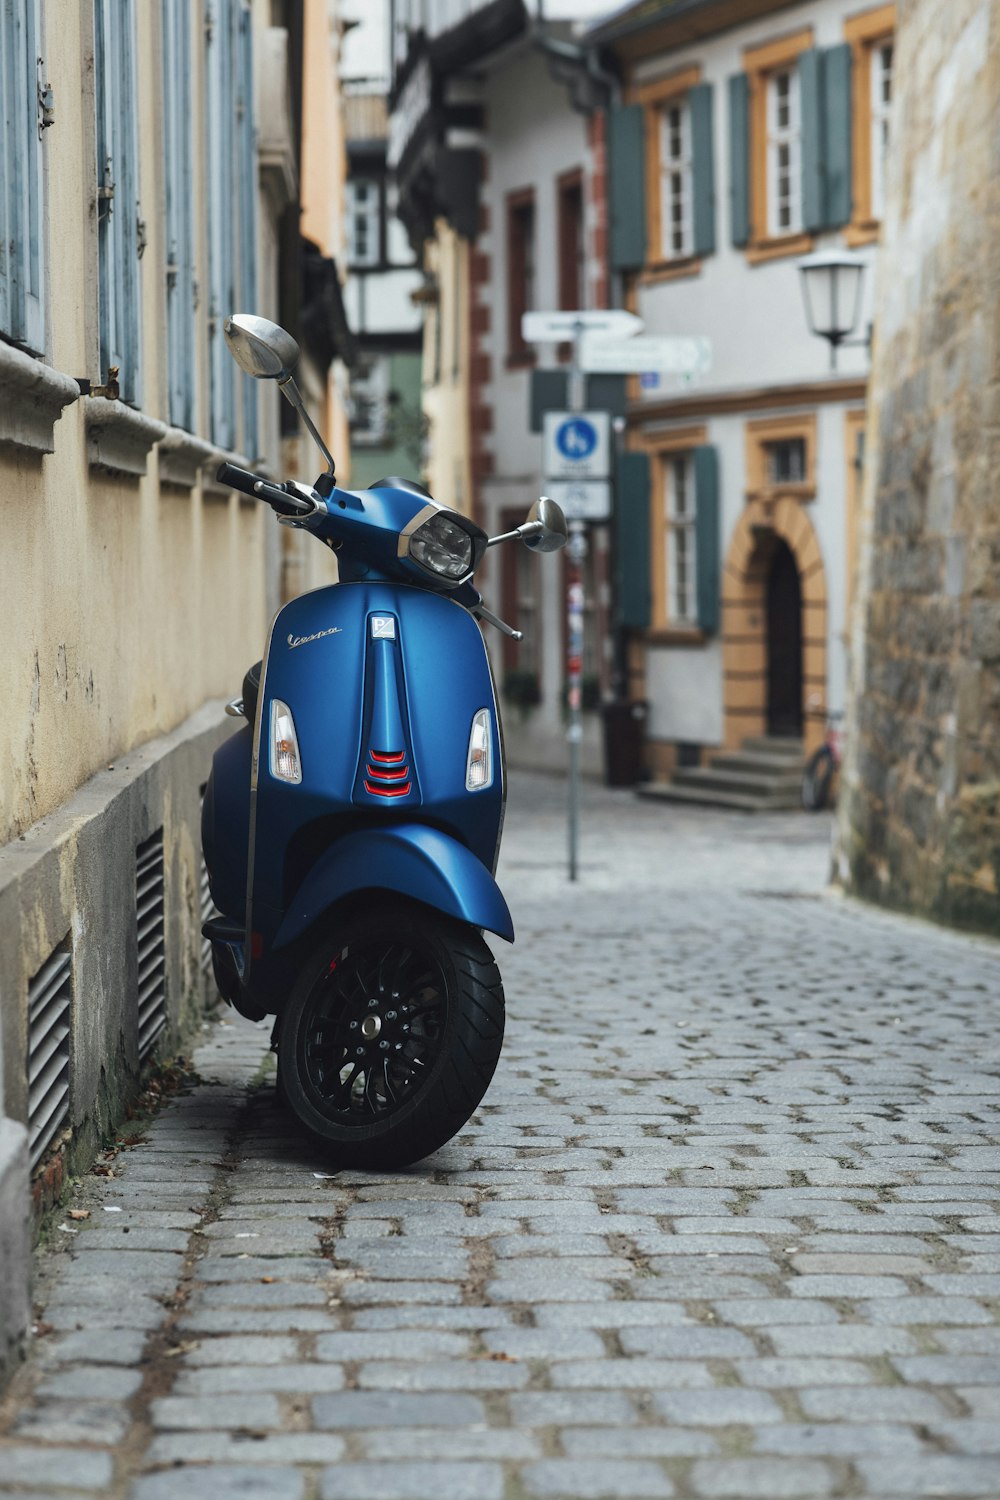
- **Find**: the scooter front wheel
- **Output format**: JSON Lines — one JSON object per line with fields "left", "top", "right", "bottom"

{"left": 277, "top": 904, "right": 505, "bottom": 1169}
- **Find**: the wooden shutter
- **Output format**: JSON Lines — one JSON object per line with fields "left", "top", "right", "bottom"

{"left": 237, "top": 3, "right": 258, "bottom": 459}
{"left": 0, "top": 0, "right": 45, "bottom": 350}
{"left": 206, "top": 0, "right": 236, "bottom": 451}
{"left": 690, "top": 82, "right": 715, "bottom": 259}
{"left": 95, "top": 0, "right": 141, "bottom": 405}
{"left": 608, "top": 104, "right": 646, "bottom": 271}
{"left": 614, "top": 451, "right": 651, "bottom": 630}
{"left": 823, "top": 43, "right": 853, "bottom": 228}
{"left": 694, "top": 445, "right": 720, "bottom": 635}
{"left": 727, "top": 73, "right": 750, "bottom": 248}
{"left": 800, "top": 48, "right": 825, "bottom": 234}
{"left": 163, "top": 0, "right": 195, "bottom": 430}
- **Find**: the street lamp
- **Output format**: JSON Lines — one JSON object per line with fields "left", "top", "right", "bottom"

{"left": 797, "top": 249, "right": 869, "bottom": 371}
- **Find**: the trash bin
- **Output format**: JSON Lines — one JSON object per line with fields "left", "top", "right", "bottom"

{"left": 601, "top": 699, "right": 648, "bottom": 787}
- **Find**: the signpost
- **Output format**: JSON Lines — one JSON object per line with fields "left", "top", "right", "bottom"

{"left": 521, "top": 309, "right": 642, "bottom": 344}
{"left": 543, "top": 479, "right": 611, "bottom": 523}
{"left": 580, "top": 334, "right": 712, "bottom": 377}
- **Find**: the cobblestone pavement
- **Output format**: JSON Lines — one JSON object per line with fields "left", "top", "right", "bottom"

{"left": 2, "top": 773, "right": 999, "bottom": 1500}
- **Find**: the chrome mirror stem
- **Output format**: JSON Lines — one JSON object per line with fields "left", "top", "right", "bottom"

{"left": 278, "top": 377, "right": 336, "bottom": 476}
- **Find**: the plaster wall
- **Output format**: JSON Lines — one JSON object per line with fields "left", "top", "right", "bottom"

{"left": 422, "top": 221, "right": 473, "bottom": 517}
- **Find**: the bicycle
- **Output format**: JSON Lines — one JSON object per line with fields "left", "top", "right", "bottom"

{"left": 802, "top": 703, "right": 844, "bottom": 811}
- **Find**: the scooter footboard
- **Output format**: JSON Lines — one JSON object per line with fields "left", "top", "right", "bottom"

{"left": 271, "top": 824, "right": 515, "bottom": 950}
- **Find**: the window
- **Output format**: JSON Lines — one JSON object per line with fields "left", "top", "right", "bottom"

{"left": 746, "top": 414, "right": 816, "bottom": 499}
{"left": 557, "top": 170, "right": 585, "bottom": 312}
{"left": 205, "top": 0, "right": 257, "bottom": 454}
{"left": 765, "top": 437, "right": 806, "bottom": 485}
{"left": 666, "top": 456, "right": 697, "bottom": 625}
{"left": 766, "top": 69, "right": 801, "bottom": 236}
{"left": 845, "top": 6, "right": 896, "bottom": 244}
{"left": 162, "top": 0, "right": 194, "bottom": 430}
{"left": 506, "top": 189, "right": 535, "bottom": 363}
{"left": 349, "top": 357, "right": 389, "bottom": 445}
{"left": 660, "top": 101, "right": 692, "bottom": 257}
{"left": 348, "top": 180, "right": 381, "bottom": 267}
{"left": 0, "top": 0, "right": 45, "bottom": 351}
{"left": 737, "top": 28, "right": 814, "bottom": 261}
{"left": 95, "top": 0, "right": 142, "bottom": 404}
{"left": 869, "top": 38, "right": 893, "bottom": 219}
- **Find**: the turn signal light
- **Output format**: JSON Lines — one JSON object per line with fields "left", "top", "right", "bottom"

{"left": 270, "top": 699, "right": 302, "bottom": 784}
{"left": 466, "top": 709, "right": 492, "bottom": 791}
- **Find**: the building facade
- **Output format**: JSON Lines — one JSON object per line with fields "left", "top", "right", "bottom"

{"left": 0, "top": 0, "right": 352, "bottom": 1381}
{"left": 593, "top": 0, "right": 893, "bottom": 786}
{"left": 342, "top": 85, "right": 424, "bottom": 490}
{"left": 389, "top": 0, "right": 617, "bottom": 770}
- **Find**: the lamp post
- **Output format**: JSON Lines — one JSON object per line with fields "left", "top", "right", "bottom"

{"left": 797, "top": 249, "right": 870, "bottom": 371}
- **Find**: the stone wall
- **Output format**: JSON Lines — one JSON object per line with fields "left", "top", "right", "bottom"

{"left": 839, "top": 0, "right": 1000, "bottom": 933}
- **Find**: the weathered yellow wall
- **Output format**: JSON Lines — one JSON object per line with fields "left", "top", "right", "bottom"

{"left": 0, "top": 1, "right": 273, "bottom": 846}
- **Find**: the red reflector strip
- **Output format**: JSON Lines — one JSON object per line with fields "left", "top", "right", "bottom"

{"left": 367, "top": 763, "right": 409, "bottom": 781}
{"left": 364, "top": 780, "right": 412, "bottom": 798}
{"left": 370, "top": 749, "right": 405, "bottom": 763}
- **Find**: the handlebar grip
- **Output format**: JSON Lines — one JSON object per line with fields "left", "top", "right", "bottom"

{"left": 214, "top": 462, "right": 312, "bottom": 516}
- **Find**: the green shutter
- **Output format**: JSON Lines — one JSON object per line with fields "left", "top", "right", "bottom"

{"left": 690, "top": 82, "right": 715, "bottom": 258}
{"left": 529, "top": 369, "right": 568, "bottom": 433}
{"left": 800, "top": 48, "right": 825, "bottom": 233}
{"left": 728, "top": 73, "right": 750, "bottom": 248}
{"left": 614, "top": 451, "right": 651, "bottom": 630}
{"left": 823, "top": 42, "right": 853, "bottom": 227}
{"left": 694, "top": 446, "right": 720, "bottom": 635}
{"left": 608, "top": 103, "right": 646, "bottom": 271}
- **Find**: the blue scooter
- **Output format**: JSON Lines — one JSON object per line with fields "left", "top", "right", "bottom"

{"left": 201, "top": 314, "right": 567, "bottom": 1168}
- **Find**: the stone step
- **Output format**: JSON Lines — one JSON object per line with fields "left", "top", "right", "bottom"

{"left": 638, "top": 782, "right": 799, "bottom": 813}
{"left": 709, "top": 751, "right": 806, "bottom": 778}
{"left": 673, "top": 766, "right": 802, "bottom": 797}
{"left": 741, "top": 736, "right": 805, "bottom": 759}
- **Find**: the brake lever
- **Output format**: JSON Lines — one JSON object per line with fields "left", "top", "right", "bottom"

{"left": 473, "top": 603, "right": 523, "bottom": 641}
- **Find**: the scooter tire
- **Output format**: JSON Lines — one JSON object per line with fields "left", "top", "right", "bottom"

{"left": 276, "top": 904, "right": 505, "bottom": 1170}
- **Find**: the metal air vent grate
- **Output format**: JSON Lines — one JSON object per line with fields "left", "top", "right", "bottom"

{"left": 28, "top": 940, "right": 73, "bottom": 1171}
{"left": 136, "top": 829, "right": 166, "bottom": 1059}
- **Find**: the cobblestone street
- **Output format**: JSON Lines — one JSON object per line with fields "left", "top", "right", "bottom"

{"left": 2, "top": 773, "right": 999, "bottom": 1500}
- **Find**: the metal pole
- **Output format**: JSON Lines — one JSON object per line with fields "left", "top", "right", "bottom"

{"left": 566, "top": 324, "right": 586, "bottom": 882}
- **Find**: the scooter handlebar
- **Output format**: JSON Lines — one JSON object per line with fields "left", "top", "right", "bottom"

{"left": 215, "top": 462, "right": 314, "bottom": 517}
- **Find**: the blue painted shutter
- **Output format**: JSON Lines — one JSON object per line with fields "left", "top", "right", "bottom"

{"left": 823, "top": 43, "right": 853, "bottom": 227}
{"left": 206, "top": 0, "right": 236, "bottom": 451}
{"left": 0, "top": 0, "right": 45, "bottom": 350}
{"left": 694, "top": 445, "right": 720, "bottom": 635}
{"left": 614, "top": 451, "right": 651, "bottom": 630}
{"left": 237, "top": 2, "right": 258, "bottom": 459}
{"left": 728, "top": 73, "right": 750, "bottom": 248}
{"left": 689, "top": 82, "right": 715, "bottom": 258}
{"left": 95, "top": 0, "right": 141, "bottom": 405}
{"left": 162, "top": 0, "right": 194, "bottom": 430}
{"left": 800, "top": 48, "right": 825, "bottom": 234}
{"left": 608, "top": 103, "right": 646, "bottom": 271}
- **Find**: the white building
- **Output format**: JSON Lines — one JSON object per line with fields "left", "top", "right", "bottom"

{"left": 590, "top": 0, "right": 894, "bottom": 797}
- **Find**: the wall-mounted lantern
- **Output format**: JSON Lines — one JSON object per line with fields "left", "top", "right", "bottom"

{"left": 797, "top": 250, "right": 870, "bottom": 371}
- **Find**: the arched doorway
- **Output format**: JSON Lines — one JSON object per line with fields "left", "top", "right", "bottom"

{"left": 766, "top": 540, "right": 803, "bottom": 737}
{"left": 721, "top": 496, "right": 828, "bottom": 753}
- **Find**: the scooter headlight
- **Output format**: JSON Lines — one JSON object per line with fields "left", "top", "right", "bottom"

{"left": 408, "top": 512, "right": 474, "bottom": 581}
{"left": 466, "top": 708, "right": 493, "bottom": 791}
{"left": 270, "top": 699, "right": 302, "bottom": 784}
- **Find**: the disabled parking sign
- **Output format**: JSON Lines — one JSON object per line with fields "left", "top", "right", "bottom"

{"left": 543, "top": 411, "right": 610, "bottom": 480}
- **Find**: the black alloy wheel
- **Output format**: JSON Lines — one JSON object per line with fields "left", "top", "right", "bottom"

{"left": 277, "top": 903, "right": 504, "bottom": 1168}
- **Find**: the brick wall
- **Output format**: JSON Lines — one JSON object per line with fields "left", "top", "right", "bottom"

{"left": 838, "top": 0, "right": 1000, "bottom": 933}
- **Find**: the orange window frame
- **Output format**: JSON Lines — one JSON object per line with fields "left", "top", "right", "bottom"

{"left": 844, "top": 4, "right": 897, "bottom": 246}
{"left": 631, "top": 65, "right": 703, "bottom": 281}
{"left": 743, "top": 27, "right": 815, "bottom": 265}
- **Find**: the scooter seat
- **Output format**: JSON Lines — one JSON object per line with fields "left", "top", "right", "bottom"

{"left": 242, "top": 660, "right": 262, "bottom": 725}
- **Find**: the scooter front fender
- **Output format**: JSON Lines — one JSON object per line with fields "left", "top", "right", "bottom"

{"left": 271, "top": 824, "right": 515, "bottom": 950}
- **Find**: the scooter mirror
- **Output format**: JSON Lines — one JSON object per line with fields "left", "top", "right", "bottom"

{"left": 224, "top": 314, "right": 301, "bottom": 382}
{"left": 521, "top": 496, "right": 569, "bottom": 553}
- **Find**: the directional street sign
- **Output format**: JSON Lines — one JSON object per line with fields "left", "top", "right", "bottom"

{"left": 522, "top": 309, "right": 643, "bottom": 344}
{"left": 580, "top": 334, "right": 712, "bottom": 377}
{"left": 543, "top": 411, "right": 610, "bottom": 480}
{"left": 544, "top": 479, "right": 612, "bottom": 523}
